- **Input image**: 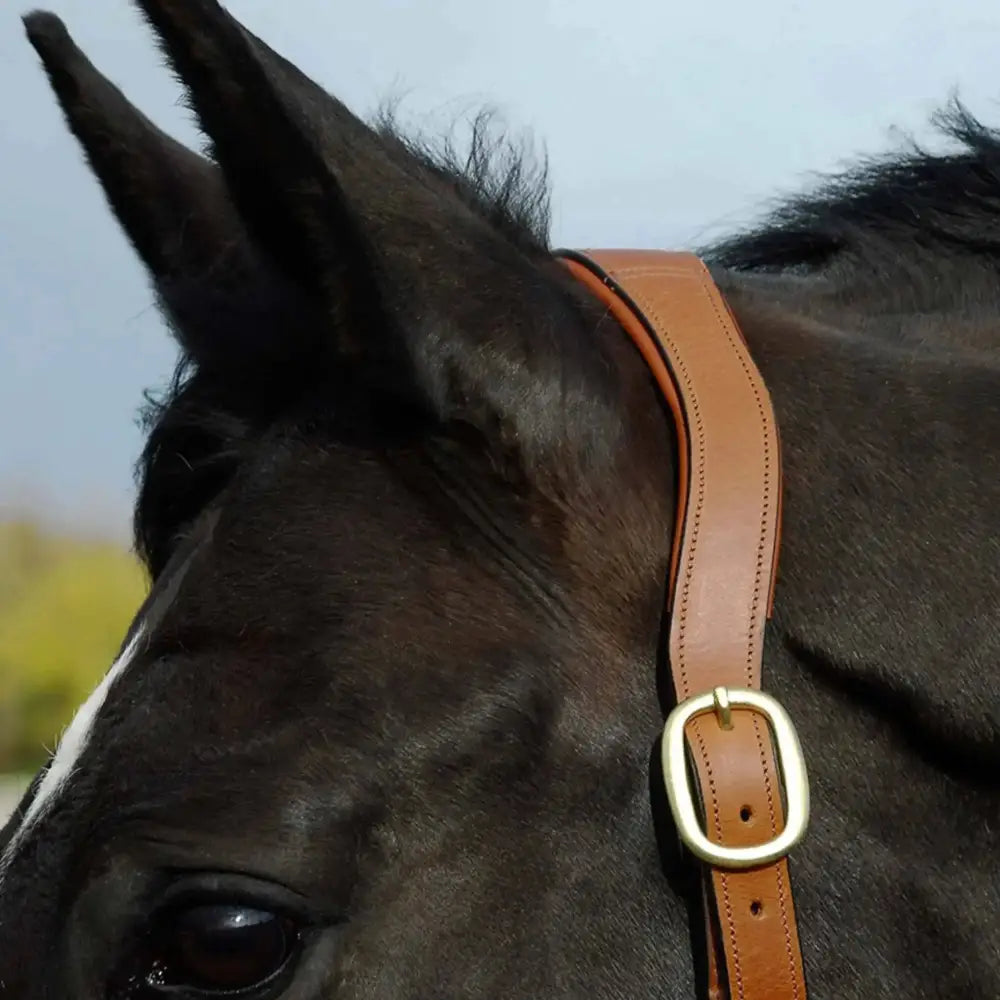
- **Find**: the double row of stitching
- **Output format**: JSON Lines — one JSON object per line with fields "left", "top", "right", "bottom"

{"left": 685, "top": 264, "right": 801, "bottom": 1000}
{"left": 617, "top": 266, "right": 778, "bottom": 998}
{"left": 557, "top": 249, "right": 809, "bottom": 1000}
{"left": 615, "top": 280, "right": 707, "bottom": 702}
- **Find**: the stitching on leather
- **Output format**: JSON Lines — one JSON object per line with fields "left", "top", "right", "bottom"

{"left": 603, "top": 256, "right": 798, "bottom": 999}
{"left": 625, "top": 265, "right": 751, "bottom": 999}
{"left": 693, "top": 721, "right": 744, "bottom": 1000}
{"left": 640, "top": 258, "right": 792, "bottom": 999}
{"left": 692, "top": 266, "right": 772, "bottom": 684}
{"left": 694, "top": 262, "right": 800, "bottom": 998}
{"left": 621, "top": 270, "right": 755, "bottom": 1000}
{"left": 775, "top": 863, "right": 800, "bottom": 999}
{"left": 753, "top": 716, "right": 800, "bottom": 997}
{"left": 629, "top": 266, "right": 745, "bottom": 995}
{"left": 618, "top": 263, "right": 774, "bottom": 684}
{"left": 691, "top": 262, "right": 800, "bottom": 996}
{"left": 752, "top": 716, "right": 779, "bottom": 836}
{"left": 629, "top": 285, "right": 705, "bottom": 701}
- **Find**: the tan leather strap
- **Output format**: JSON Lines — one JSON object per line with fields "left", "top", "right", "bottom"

{"left": 558, "top": 249, "right": 807, "bottom": 1000}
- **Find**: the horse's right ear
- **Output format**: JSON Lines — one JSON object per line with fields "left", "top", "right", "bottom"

{"left": 22, "top": 11, "right": 319, "bottom": 372}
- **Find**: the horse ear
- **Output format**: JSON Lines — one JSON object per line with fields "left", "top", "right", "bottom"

{"left": 127, "top": 0, "right": 395, "bottom": 349}
{"left": 23, "top": 11, "right": 320, "bottom": 372}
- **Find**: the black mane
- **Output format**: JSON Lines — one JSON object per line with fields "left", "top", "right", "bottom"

{"left": 706, "top": 100, "right": 1000, "bottom": 273}
{"left": 374, "top": 108, "right": 552, "bottom": 255}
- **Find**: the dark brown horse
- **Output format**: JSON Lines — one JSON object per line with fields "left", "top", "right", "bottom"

{"left": 2, "top": 2, "right": 997, "bottom": 998}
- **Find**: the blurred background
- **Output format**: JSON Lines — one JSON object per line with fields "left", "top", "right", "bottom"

{"left": 3, "top": 0, "right": 1000, "bottom": 820}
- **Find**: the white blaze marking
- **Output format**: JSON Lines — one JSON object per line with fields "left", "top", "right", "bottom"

{"left": 0, "top": 624, "right": 146, "bottom": 869}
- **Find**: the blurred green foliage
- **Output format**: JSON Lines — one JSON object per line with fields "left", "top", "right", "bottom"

{"left": 0, "top": 521, "right": 148, "bottom": 774}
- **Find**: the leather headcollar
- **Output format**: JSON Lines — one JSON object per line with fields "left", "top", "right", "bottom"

{"left": 558, "top": 249, "right": 810, "bottom": 1000}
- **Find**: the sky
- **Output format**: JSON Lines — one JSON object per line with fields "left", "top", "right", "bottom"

{"left": 3, "top": 0, "right": 1000, "bottom": 541}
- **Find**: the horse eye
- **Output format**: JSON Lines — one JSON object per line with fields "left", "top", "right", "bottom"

{"left": 148, "top": 903, "right": 298, "bottom": 994}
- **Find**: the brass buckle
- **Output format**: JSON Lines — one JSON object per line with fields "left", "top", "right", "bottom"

{"left": 661, "top": 686, "right": 810, "bottom": 870}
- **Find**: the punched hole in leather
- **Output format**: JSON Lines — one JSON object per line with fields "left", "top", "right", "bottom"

{"left": 557, "top": 248, "right": 810, "bottom": 1000}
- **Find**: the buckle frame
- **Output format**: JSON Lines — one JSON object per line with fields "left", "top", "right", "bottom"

{"left": 661, "top": 686, "right": 810, "bottom": 870}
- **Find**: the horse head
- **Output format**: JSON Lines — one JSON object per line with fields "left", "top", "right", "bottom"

{"left": 5, "top": 3, "right": 1000, "bottom": 998}
{"left": 2, "top": 3, "right": 688, "bottom": 996}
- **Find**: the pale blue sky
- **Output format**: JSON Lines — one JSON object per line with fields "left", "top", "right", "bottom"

{"left": 3, "top": 0, "right": 1000, "bottom": 539}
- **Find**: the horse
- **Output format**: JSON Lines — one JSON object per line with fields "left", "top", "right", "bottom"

{"left": 2, "top": 2, "right": 998, "bottom": 998}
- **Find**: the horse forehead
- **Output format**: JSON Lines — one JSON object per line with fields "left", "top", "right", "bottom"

{"left": 0, "top": 466, "right": 524, "bottom": 869}
{"left": 0, "top": 623, "right": 147, "bottom": 891}
{"left": 0, "top": 516, "right": 216, "bottom": 885}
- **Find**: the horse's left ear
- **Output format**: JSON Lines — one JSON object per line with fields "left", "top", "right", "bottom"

{"left": 22, "top": 10, "right": 335, "bottom": 373}
{"left": 128, "top": 0, "right": 399, "bottom": 361}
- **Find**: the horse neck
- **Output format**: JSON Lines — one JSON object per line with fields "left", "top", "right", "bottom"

{"left": 726, "top": 278, "right": 1000, "bottom": 780}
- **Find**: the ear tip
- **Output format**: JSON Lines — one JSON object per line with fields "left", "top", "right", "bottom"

{"left": 23, "top": 10, "right": 76, "bottom": 59}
